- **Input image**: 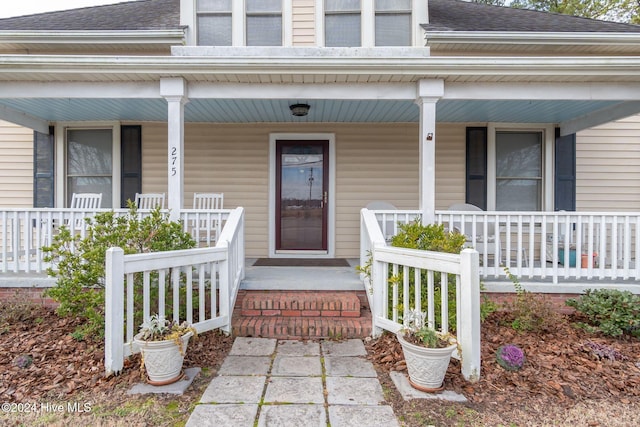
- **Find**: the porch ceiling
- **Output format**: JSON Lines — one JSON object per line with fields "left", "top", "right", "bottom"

{"left": 0, "top": 98, "right": 620, "bottom": 124}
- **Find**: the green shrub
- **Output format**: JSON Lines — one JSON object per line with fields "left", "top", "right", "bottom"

{"left": 43, "top": 206, "right": 196, "bottom": 339}
{"left": 566, "top": 289, "right": 640, "bottom": 338}
{"left": 390, "top": 222, "right": 466, "bottom": 330}
{"left": 503, "top": 267, "right": 559, "bottom": 333}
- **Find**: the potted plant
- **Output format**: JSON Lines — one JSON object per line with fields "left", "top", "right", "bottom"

{"left": 396, "top": 310, "right": 458, "bottom": 392}
{"left": 133, "top": 314, "right": 196, "bottom": 385}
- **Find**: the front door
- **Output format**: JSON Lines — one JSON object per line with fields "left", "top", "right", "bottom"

{"left": 275, "top": 140, "right": 329, "bottom": 252}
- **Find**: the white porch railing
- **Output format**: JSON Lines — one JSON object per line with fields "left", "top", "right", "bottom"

{"left": 104, "top": 207, "right": 245, "bottom": 376}
{"left": 0, "top": 208, "right": 233, "bottom": 274}
{"left": 360, "top": 208, "right": 481, "bottom": 382}
{"left": 367, "top": 209, "right": 640, "bottom": 284}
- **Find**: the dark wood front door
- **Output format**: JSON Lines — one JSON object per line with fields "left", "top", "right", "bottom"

{"left": 275, "top": 140, "right": 329, "bottom": 251}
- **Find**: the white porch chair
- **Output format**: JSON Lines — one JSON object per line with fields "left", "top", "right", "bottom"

{"left": 192, "top": 192, "right": 224, "bottom": 245}
{"left": 134, "top": 193, "right": 165, "bottom": 209}
{"left": 447, "top": 203, "right": 503, "bottom": 265}
{"left": 70, "top": 193, "right": 103, "bottom": 209}
{"left": 366, "top": 201, "right": 397, "bottom": 241}
{"left": 193, "top": 192, "right": 224, "bottom": 210}
{"left": 67, "top": 192, "right": 103, "bottom": 232}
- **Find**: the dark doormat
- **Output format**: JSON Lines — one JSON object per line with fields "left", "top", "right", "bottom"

{"left": 253, "top": 258, "right": 350, "bottom": 267}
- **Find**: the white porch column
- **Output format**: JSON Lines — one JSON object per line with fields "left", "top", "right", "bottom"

{"left": 160, "top": 77, "right": 189, "bottom": 221}
{"left": 416, "top": 79, "right": 444, "bottom": 224}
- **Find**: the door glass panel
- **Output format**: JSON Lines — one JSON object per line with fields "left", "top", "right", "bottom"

{"left": 279, "top": 144, "right": 325, "bottom": 250}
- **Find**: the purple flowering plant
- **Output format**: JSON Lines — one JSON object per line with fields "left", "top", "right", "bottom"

{"left": 496, "top": 344, "right": 525, "bottom": 371}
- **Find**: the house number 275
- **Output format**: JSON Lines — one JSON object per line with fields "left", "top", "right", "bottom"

{"left": 171, "top": 147, "right": 178, "bottom": 176}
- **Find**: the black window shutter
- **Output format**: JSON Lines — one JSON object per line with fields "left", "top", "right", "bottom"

{"left": 121, "top": 125, "right": 142, "bottom": 208}
{"left": 554, "top": 128, "right": 576, "bottom": 211}
{"left": 33, "top": 126, "right": 54, "bottom": 208}
{"left": 466, "top": 127, "right": 488, "bottom": 210}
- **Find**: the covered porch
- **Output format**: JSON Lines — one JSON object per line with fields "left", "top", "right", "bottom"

{"left": 1, "top": 50, "right": 640, "bottom": 292}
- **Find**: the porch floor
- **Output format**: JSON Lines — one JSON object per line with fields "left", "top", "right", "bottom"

{"left": 240, "top": 258, "right": 363, "bottom": 291}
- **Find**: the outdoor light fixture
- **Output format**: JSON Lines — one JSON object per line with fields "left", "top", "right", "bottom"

{"left": 289, "top": 103, "right": 310, "bottom": 117}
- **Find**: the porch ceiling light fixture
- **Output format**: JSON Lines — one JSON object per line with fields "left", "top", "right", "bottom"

{"left": 289, "top": 103, "right": 310, "bottom": 117}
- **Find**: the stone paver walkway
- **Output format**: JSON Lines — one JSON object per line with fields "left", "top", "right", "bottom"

{"left": 186, "top": 337, "right": 399, "bottom": 427}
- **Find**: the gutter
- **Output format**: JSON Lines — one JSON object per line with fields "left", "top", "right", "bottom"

{"left": 0, "top": 29, "right": 186, "bottom": 46}
{"left": 424, "top": 31, "right": 640, "bottom": 46}
{"left": 1, "top": 55, "right": 640, "bottom": 77}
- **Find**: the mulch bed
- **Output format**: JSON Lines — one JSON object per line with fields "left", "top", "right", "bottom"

{"left": 0, "top": 305, "right": 233, "bottom": 404}
{"left": 366, "top": 310, "right": 640, "bottom": 425}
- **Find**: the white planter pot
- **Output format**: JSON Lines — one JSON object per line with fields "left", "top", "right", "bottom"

{"left": 397, "top": 332, "right": 457, "bottom": 392}
{"left": 133, "top": 331, "right": 193, "bottom": 385}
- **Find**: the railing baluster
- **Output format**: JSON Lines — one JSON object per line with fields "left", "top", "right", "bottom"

{"left": 392, "top": 263, "right": 399, "bottom": 324}
{"left": 440, "top": 272, "right": 448, "bottom": 333}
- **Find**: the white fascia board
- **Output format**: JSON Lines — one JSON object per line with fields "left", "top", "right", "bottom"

{"left": 0, "top": 104, "right": 49, "bottom": 133}
{"left": 0, "top": 81, "right": 160, "bottom": 98}
{"left": 560, "top": 101, "right": 640, "bottom": 136}
{"left": 425, "top": 31, "right": 640, "bottom": 46}
{"left": 0, "top": 30, "right": 185, "bottom": 46}
{"left": 444, "top": 82, "right": 640, "bottom": 101}
{"left": 188, "top": 82, "right": 415, "bottom": 100}
{"left": 3, "top": 55, "right": 640, "bottom": 77}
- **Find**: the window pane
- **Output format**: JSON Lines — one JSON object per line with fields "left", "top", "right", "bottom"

{"left": 496, "top": 132, "right": 542, "bottom": 178}
{"left": 198, "top": 15, "right": 232, "bottom": 46}
{"left": 66, "top": 129, "right": 113, "bottom": 208}
{"left": 197, "top": 0, "right": 230, "bottom": 12}
{"left": 375, "top": 0, "right": 411, "bottom": 11}
{"left": 325, "top": 14, "right": 361, "bottom": 47}
{"left": 247, "top": 15, "right": 282, "bottom": 46}
{"left": 375, "top": 14, "right": 410, "bottom": 46}
{"left": 247, "top": 0, "right": 281, "bottom": 12}
{"left": 496, "top": 179, "right": 541, "bottom": 211}
{"left": 326, "top": 0, "right": 360, "bottom": 12}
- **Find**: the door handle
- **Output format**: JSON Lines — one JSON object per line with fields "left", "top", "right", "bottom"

{"left": 322, "top": 191, "right": 328, "bottom": 208}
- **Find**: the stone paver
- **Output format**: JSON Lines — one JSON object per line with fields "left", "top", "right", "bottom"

{"left": 326, "top": 377, "right": 386, "bottom": 405}
{"left": 263, "top": 377, "right": 325, "bottom": 404}
{"left": 127, "top": 367, "right": 200, "bottom": 395}
{"left": 276, "top": 339, "right": 321, "bottom": 356}
{"left": 199, "top": 375, "right": 265, "bottom": 404}
{"left": 321, "top": 339, "right": 367, "bottom": 357}
{"left": 328, "top": 405, "right": 400, "bottom": 427}
{"left": 325, "top": 356, "right": 377, "bottom": 377}
{"left": 186, "top": 338, "right": 401, "bottom": 426}
{"left": 229, "top": 337, "right": 277, "bottom": 356}
{"left": 390, "top": 371, "right": 468, "bottom": 402}
{"left": 271, "top": 355, "right": 322, "bottom": 376}
{"left": 186, "top": 404, "right": 258, "bottom": 427}
{"left": 258, "top": 404, "right": 326, "bottom": 427}
{"left": 218, "top": 355, "right": 272, "bottom": 376}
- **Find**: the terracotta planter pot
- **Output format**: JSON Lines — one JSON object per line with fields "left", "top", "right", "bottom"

{"left": 133, "top": 331, "right": 193, "bottom": 385}
{"left": 397, "top": 332, "right": 457, "bottom": 392}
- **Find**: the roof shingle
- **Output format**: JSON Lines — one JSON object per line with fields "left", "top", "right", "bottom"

{"left": 425, "top": 0, "right": 640, "bottom": 33}
{"left": 0, "top": 0, "right": 180, "bottom": 31}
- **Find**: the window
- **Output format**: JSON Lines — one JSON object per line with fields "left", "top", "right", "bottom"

{"left": 375, "top": 0, "right": 411, "bottom": 46}
{"left": 246, "top": 0, "right": 282, "bottom": 46}
{"left": 495, "top": 131, "right": 543, "bottom": 211}
{"left": 325, "top": 0, "right": 361, "bottom": 47}
{"left": 197, "top": 0, "right": 232, "bottom": 46}
{"left": 66, "top": 129, "right": 113, "bottom": 208}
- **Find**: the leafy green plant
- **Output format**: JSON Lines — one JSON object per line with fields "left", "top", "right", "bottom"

{"left": 566, "top": 289, "right": 640, "bottom": 338}
{"left": 43, "top": 205, "right": 196, "bottom": 339}
{"left": 504, "top": 267, "right": 559, "bottom": 333}
{"left": 401, "top": 309, "right": 456, "bottom": 349}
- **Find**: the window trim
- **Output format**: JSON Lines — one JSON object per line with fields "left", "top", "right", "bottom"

{"left": 487, "top": 124, "right": 554, "bottom": 211}
{"left": 55, "top": 122, "right": 121, "bottom": 208}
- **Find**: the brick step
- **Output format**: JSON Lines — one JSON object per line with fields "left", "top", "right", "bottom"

{"left": 239, "top": 290, "right": 361, "bottom": 318}
{"left": 232, "top": 291, "right": 372, "bottom": 339}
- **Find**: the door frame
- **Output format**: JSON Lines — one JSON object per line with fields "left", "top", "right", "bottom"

{"left": 269, "top": 133, "right": 336, "bottom": 258}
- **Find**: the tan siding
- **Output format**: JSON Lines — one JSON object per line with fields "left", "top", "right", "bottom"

{"left": 435, "top": 124, "right": 466, "bottom": 210}
{"left": 292, "top": 0, "right": 316, "bottom": 46}
{"left": 576, "top": 115, "right": 640, "bottom": 212}
{"left": 0, "top": 121, "right": 33, "bottom": 207}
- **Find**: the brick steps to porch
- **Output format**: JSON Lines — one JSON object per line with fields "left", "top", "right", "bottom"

{"left": 232, "top": 290, "right": 372, "bottom": 339}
